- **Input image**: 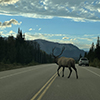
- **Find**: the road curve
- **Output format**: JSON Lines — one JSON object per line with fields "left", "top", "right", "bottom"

{"left": 0, "top": 64, "right": 100, "bottom": 100}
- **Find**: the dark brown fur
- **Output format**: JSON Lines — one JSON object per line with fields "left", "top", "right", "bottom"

{"left": 52, "top": 47, "right": 78, "bottom": 79}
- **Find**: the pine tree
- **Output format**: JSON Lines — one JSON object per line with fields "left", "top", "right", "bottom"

{"left": 0, "top": 36, "right": 5, "bottom": 62}
{"left": 16, "top": 28, "right": 25, "bottom": 43}
{"left": 95, "top": 36, "right": 100, "bottom": 60}
{"left": 96, "top": 36, "right": 100, "bottom": 48}
{"left": 87, "top": 42, "right": 95, "bottom": 61}
{"left": 79, "top": 54, "right": 82, "bottom": 60}
{"left": 84, "top": 52, "right": 87, "bottom": 57}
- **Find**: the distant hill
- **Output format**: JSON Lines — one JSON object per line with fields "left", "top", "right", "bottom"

{"left": 33, "top": 39, "right": 85, "bottom": 60}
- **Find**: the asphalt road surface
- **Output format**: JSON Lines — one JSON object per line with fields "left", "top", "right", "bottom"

{"left": 0, "top": 64, "right": 100, "bottom": 100}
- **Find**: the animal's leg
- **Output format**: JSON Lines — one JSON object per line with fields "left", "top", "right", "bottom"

{"left": 62, "top": 67, "right": 65, "bottom": 77}
{"left": 72, "top": 66, "right": 78, "bottom": 79}
{"left": 68, "top": 67, "right": 72, "bottom": 78}
{"left": 57, "top": 66, "right": 61, "bottom": 76}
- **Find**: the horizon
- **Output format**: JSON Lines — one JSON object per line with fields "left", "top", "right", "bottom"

{"left": 0, "top": 0, "right": 100, "bottom": 51}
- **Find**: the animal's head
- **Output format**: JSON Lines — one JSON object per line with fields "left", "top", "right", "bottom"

{"left": 52, "top": 47, "right": 65, "bottom": 64}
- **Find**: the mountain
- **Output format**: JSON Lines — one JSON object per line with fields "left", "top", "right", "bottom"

{"left": 33, "top": 39, "right": 85, "bottom": 60}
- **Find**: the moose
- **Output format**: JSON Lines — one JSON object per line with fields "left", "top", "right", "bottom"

{"left": 52, "top": 47, "right": 78, "bottom": 79}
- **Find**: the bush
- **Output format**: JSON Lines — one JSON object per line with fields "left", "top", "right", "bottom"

{"left": 90, "top": 58, "right": 100, "bottom": 68}
{"left": 0, "top": 62, "right": 23, "bottom": 71}
{"left": 27, "top": 60, "right": 38, "bottom": 66}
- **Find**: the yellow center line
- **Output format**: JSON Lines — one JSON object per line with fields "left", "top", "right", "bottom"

{"left": 37, "top": 74, "right": 58, "bottom": 100}
{"left": 30, "top": 69, "right": 62, "bottom": 100}
{"left": 30, "top": 73, "right": 57, "bottom": 100}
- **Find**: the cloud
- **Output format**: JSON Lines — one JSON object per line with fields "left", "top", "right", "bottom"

{"left": 0, "top": 0, "right": 100, "bottom": 21}
{"left": 9, "top": 30, "right": 14, "bottom": 34}
{"left": 38, "top": 28, "right": 41, "bottom": 31}
{"left": 62, "top": 37, "right": 69, "bottom": 39}
{"left": 0, "top": 31, "right": 3, "bottom": 35}
{"left": 25, "top": 33, "right": 47, "bottom": 40}
{"left": 0, "top": 19, "right": 22, "bottom": 28}
{"left": 29, "top": 28, "right": 32, "bottom": 31}
{"left": 25, "top": 33, "right": 65, "bottom": 40}
{"left": 0, "top": 0, "right": 19, "bottom": 5}
{"left": 0, "top": 29, "right": 96, "bottom": 50}
{"left": 0, "top": 30, "right": 17, "bottom": 37}
{"left": 24, "top": 32, "right": 91, "bottom": 50}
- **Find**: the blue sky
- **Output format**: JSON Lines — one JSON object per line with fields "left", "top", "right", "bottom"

{"left": 0, "top": 0, "right": 100, "bottom": 51}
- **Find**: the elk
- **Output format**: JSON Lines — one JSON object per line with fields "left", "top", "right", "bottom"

{"left": 52, "top": 47, "right": 78, "bottom": 79}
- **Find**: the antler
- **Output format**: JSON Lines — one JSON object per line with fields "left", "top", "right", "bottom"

{"left": 52, "top": 47, "right": 56, "bottom": 57}
{"left": 52, "top": 46, "right": 65, "bottom": 58}
{"left": 57, "top": 46, "right": 65, "bottom": 57}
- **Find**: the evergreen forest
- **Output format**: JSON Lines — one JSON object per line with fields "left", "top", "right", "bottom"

{"left": 84, "top": 36, "right": 100, "bottom": 68}
{"left": 0, "top": 28, "right": 53, "bottom": 71}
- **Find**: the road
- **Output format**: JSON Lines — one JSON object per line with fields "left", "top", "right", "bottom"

{"left": 0, "top": 64, "right": 100, "bottom": 100}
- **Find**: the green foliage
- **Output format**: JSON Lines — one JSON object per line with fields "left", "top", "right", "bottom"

{"left": 0, "top": 62, "right": 23, "bottom": 71}
{"left": 89, "top": 58, "right": 100, "bottom": 68}
{"left": 79, "top": 54, "right": 82, "bottom": 60}
{"left": 0, "top": 28, "right": 53, "bottom": 71}
{"left": 85, "top": 37, "right": 100, "bottom": 68}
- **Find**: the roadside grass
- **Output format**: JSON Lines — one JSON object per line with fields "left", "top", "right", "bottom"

{"left": 0, "top": 61, "right": 39, "bottom": 72}
{"left": 89, "top": 58, "right": 100, "bottom": 68}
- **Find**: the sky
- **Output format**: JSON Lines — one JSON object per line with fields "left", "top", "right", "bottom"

{"left": 0, "top": 0, "right": 100, "bottom": 51}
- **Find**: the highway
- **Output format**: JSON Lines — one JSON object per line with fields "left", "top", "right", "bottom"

{"left": 0, "top": 64, "right": 100, "bottom": 100}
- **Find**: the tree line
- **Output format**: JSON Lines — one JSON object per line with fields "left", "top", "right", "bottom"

{"left": 84, "top": 36, "right": 100, "bottom": 68}
{"left": 0, "top": 28, "right": 53, "bottom": 71}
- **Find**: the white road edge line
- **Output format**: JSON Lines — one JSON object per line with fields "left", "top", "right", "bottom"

{"left": 83, "top": 67, "right": 100, "bottom": 78}
{"left": 0, "top": 68, "right": 35, "bottom": 80}
{"left": 0, "top": 66, "right": 46, "bottom": 80}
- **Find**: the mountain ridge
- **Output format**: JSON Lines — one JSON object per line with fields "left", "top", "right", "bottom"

{"left": 33, "top": 39, "right": 85, "bottom": 60}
